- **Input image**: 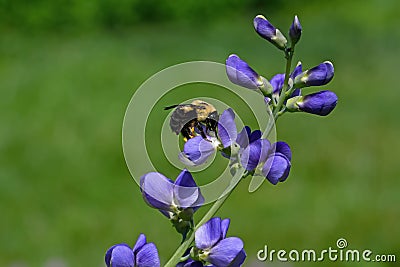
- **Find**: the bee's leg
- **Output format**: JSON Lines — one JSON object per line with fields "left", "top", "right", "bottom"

{"left": 181, "top": 127, "right": 192, "bottom": 141}
{"left": 196, "top": 123, "right": 208, "bottom": 140}
{"left": 206, "top": 118, "right": 218, "bottom": 134}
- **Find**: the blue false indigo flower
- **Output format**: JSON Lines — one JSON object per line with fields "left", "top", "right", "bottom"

{"left": 289, "top": 62, "right": 303, "bottom": 97}
{"left": 240, "top": 138, "right": 271, "bottom": 171}
{"left": 225, "top": 54, "right": 267, "bottom": 90}
{"left": 269, "top": 62, "right": 302, "bottom": 97}
{"left": 217, "top": 108, "right": 238, "bottom": 148}
{"left": 254, "top": 15, "right": 287, "bottom": 50}
{"left": 261, "top": 142, "right": 292, "bottom": 185}
{"left": 194, "top": 217, "right": 246, "bottom": 267}
{"left": 180, "top": 109, "right": 238, "bottom": 165}
{"left": 140, "top": 169, "right": 204, "bottom": 220}
{"left": 180, "top": 135, "right": 221, "bottom": 165}
{"left": 291, "top": 61, "right": 303, "bottom": 80}
{"left": 270, "top": 73, "right": 285, "bottom": 95}
{"left": 289, "top": 15, "right": 302, "bottom": 45}
{"left": 236, "top": 126, "right": 261, "bottom": 151}
{"left": 176, "top": 257, "right": 202, "bottom": 267}
{"left": 294, "top": 61, "right": 334, "bottom": 87}
{"left": 240, "top": 137, "right": 292, "bottom": 185}
{"left": 286, "top": 90, "right": 338, "bottom": 116}
{"left": 105, "top": 234, "right": 160, "bottom": 267}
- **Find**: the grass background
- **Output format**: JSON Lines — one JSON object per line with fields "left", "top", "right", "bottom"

{"left": 1, "top": 0, "right": 399, "bottom": 266}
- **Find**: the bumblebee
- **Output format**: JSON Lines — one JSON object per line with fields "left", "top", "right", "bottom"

{"left": 164, "top": 100, "right": 219, "bottom": 141}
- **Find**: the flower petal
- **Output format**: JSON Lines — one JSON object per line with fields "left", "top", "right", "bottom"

{"left": 240, "top": 139, "right": 270, "bottom": 171}
{"left": 249, "top": 130, "right": 262, "bottom": 143}
{"left": 178, "top": 152, "right": 197, "bottom": 166}
{"left": 258, "top": 139, "right": 271, "bottom": 163}
{"left": 253, "top": 15, "right": 276, "bottom": 42}
{"left": 183, "top": 261, "right": 204, "bottom": 267}
{"left": 173, "top": 169, "right": 204, "bottom": 209}
{"left": 289, "top": 15, "right": 302, "bottom": 44}
{"left": 298, "top": 61, "right": 334, "bottom": 87}
{"left": 159, "top": 209, "right": 172, "bottom": 219}
{"left": 290, "top": 62, "right": 303, "bottom": 79}
{"left": 135, "top": 243, "right": 160, "bottom": 267}
{"left": 298, "top": 90, "right": 338, "bottom": 116}
{"left": 240, "top": 141, "right": 261, "bottom": 171}
{"left": 254, "top": 15, "right": 287, "bottom": 49}
{"left": 218, "top": 109, "right": 238, "bottom": 148}
{"left": 262, "top": 153, "right": 291, "bottom": 185}
{"left": 236, "top": 126, "right": 251, "bottom": 148}
{"left": 105, "top": 244, "right": 132, "bottom": 267}
{"left": 183, "top": 136, "right": 216, "bottom": 165}
{"left": 132, "top": 234, "right": 147, "bottom": 254}
{"left": 105, "top": 244, "right": 135, "bottom": 267}
{"left": 140, "top": 172, "right": 174, "bottom": 211}
{"left": 226, "top": 54, "right": 262, "bottom": 89}
{"left": 275, "top": 141, "right": 292, "bottom": 161}
{"left": 207, "top": 237, "right": 244, "bottom": 267}
{"left": 229, "top": 249, "right": 246, "bottom": 267}
{"left": 221, "top": 218, "right": 230, "bottom": 239}
{"left": 290, "top": 88, "right": 302, "bottom": 97}
{"left": 195, "top": 217, "right": 222, "bottom": 249}
{"left": 270, "top": 73, "right": 285, "bottom": 94}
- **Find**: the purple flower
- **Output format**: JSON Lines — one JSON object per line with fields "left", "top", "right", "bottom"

{"left": 176, "top": 258, "right": 204, "bottom": 267}
{"left": 289, "top": 15, "right": 302, "bottom": 45}
{"left": 226, "top": 54, "right": 264, "bottom": 89}
{"left": 236, "top": 126, "right": 261, "bottom": 149}
{"left": 270, "top": 73, "right": 285, "bottom": 94}
{"left": 286, "top": 90, "right": 338, "bottom": 116}
{"left": 240, "top": 138, "right": 292, "bottom": 185}
{"left": 254, "top": 15, "right": 287, "bottom": 50}
{"left": 270, "top": 62, "right": 302, "bottom": 96}
{"left": 217, "top": 108, "right": 238, "bottom": 148}
{"left": 180, "top": 109, "right": 238, "bottom": 165}
{"left": 262, "top": 142, "right": 292, "bottom": 185}
{"left": 180, "top": 135, "right": 220, "bottom": 165}
{"left": 194, "top": 217, "right": 246, "bottom": 267}
{"left": 240, "top": 138, "right": 271, "bottom": 171}
{"left": 294, "top": 61, "right": 334, "bottom": 87}
{"left": 140, "top": 169, "right": 204, "bottom": 216}
{"left": 290, "top": 61, "right": 303, "bottom": 80}
{"left": 105, "top": 234, "right": 160, "bottom": 267}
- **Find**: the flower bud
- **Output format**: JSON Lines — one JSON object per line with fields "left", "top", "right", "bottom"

{"left": 226, "top": 54, "right": 264, "bottom": 89}
{"left": 290, "top": 61, "right": 303, "bottom": 79}
{"left": 285, "top": 96, "right": 302, "bottom": 112}
{"left": 258, "top": 76, "right": 273, "bottom": 96}
{"left": 254, "top": 15, "right": 287, "bottom": 50}
{"left": 294, "top": 61, "right": 334, "bottom": 87}
{"left": 270, "top": 73, "right": 285, "bottom": 94}
{"left": 287, "top": 90, "right": 338, "bottom": 116}
{"left": 289, "top": 15, "right": 302, "bottom": 45}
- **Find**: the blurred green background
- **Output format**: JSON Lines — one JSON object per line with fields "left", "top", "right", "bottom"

{"left": 1, "top": 0, "right": 399, "bottom": 266}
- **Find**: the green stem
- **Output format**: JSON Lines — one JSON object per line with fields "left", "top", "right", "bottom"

{"left": 164, "top": 167, "right": 245, "bottom": 267}
{"left": 272, "top": 47, "right": 295, "bottom": 120}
